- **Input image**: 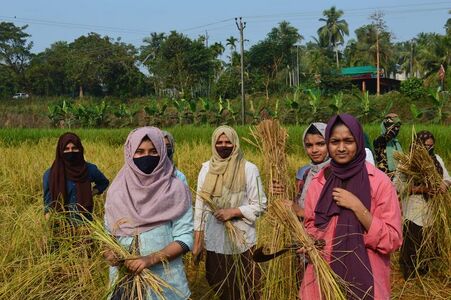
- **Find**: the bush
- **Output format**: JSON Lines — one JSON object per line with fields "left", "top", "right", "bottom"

{"left": 400, "top": 78, "right": 427, "bottom": 100}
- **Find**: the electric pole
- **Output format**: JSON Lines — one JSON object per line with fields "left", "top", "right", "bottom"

{"left": 235, "top": 17, "right": 246, "bottom": 125}
{"left": 371, "top": 11, "right": 385, "bottom": 97}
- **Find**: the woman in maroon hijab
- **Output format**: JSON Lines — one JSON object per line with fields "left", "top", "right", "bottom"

{"left": 299, "top": 114, "right": 402, "bottom": 299}
{"left": 43, "top": 132, "right": 109, "bottom": 221}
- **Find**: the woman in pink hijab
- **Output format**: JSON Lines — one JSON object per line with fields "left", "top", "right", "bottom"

{"left": 104, "top": 127, "right": 193, "bottom": 299}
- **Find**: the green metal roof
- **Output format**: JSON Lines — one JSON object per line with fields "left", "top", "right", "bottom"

{"left": 340, "top": 66, "right": 377, "bottom": 76}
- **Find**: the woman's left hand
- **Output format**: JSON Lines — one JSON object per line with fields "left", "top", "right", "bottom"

{"left": 332, "top": 188, "right": 361, "bottom": 211}
{"left": 124, "top": 255, "right": 154, "bottom": 274}
{"left": 214, "top": 208, "right": 240, "bottom": 222}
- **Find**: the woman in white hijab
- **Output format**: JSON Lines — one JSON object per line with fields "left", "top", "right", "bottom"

{"left": 292, "top": 122, "right": 330, "bottom": 218}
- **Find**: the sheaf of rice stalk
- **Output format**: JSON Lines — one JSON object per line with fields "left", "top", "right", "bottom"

{"left": 245, "top": 119, "right": 298, "bottom": 299}
{"left": 246, "top": 119, "right": 347, "bottom": 300}
{"left": 394, "top": 135, "right": 451, "bottom": 277}
{"left": 82, "top": 216, "right": 180, "bottom": 300}
{"left": 194, "top": 189, "right": 251, "bottom": 299}
{"left": 195, "top": 190, "right": 246, "bottom": 248}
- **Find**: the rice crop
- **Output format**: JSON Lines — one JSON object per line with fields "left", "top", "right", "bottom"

{"left": 0, "top": 127, "right": 450, "bottom": 299}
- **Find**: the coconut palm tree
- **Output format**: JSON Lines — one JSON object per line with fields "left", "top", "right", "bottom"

{"left": 226, "top": 36, "right": 238, "bottom": 52}
{"left": 317, "top": 6, "right": 349, "bottom": 68}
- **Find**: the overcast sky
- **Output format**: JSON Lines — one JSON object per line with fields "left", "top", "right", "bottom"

{"left": 2, "top": 0, "right": 450, "bottom": 53}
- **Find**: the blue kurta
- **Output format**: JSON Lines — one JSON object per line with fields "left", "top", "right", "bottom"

{"left": 43, "top": 162, "right": 109, "bottom": 220}
{"left": 108, "top": 206, "right": 194, "bottom": 300}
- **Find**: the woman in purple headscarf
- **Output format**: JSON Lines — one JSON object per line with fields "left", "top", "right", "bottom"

{"left": 104, "top": 127, "right": 193, "bottom": 299}
{"left": 299, "top": 114, "right": 402, "bottom": 300}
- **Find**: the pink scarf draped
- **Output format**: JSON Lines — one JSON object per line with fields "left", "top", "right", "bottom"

{"left": 105, "top": 127, "right": 191, "bottom": 236}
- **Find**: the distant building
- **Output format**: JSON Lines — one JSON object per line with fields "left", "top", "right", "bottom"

{"left": 340, "top": 65, "right": 400, "bottom": 94}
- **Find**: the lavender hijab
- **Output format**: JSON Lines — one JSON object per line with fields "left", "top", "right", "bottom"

{"left": 314, "top": 114, "right": 373, "bottom": 300}
{"left": 105, "top": 127, "right": 191, "bottom": 236}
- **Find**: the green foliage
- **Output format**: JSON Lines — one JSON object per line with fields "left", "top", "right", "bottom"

{"left": 113, "top": 103, "right": 139, "bottom": 128}
{"left": 329, "top": 92, "right": 344, "bottom": 114}
{"left": 410, "top": 103, "right": 424, "bottom": 121}
{"left": 428, "top": 88, "right": 449, "bottom": 124}
{"left": 400, "top": 78, "right": 427, "bottom": 99}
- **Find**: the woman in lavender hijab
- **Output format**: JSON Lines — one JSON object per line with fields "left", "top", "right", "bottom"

{"left": 104, "top": 127, "right": 193, "bottom": 299}
{"left": 300, "top": 114, "right": 402, "bottom": 299}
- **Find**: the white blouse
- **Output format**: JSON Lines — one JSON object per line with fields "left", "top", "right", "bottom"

{"left": 194, "top": 160, "right": 267, "bottom": 254}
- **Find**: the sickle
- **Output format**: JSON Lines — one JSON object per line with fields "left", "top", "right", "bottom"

{"left": 252, "top": 243, "right": 300, "bottom": 262}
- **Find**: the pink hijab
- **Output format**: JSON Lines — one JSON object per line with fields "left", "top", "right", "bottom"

{"left": 105, "top": 127, "right": 191, "bottom": 236}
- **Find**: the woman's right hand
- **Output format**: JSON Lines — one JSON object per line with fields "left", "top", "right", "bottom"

{"left": 192, "top": 231, "right": 204, "bottom": 265}
{"left": 103, "top": 249, "right": 120, "bottom": 266}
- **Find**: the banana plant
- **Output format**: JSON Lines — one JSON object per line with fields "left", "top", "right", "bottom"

{"left": 197, "top": 97, "right": 211, "bottom": 124}
{"left": 329, "top": 92, "right": 344, "bottom": 115}
{"left": 213, "top": 96, "right": 225, "bottom": 125}
{"left": 114, "top": 103, "right": 138, "bottom": 127}
{"left": 284, "top": 96, "right": 300, "bottom": 124}
{"left": 226, "top": 99, "right": 239, "bottom": 124}
{"left": 47, "top": 100, "right": 75, "bottom": 128}
{"left": 410, "top": 103, "right": 424, "bottom": 122}
{"left": 306, "top": 88, "right": 321, "bottom": 118}
{"left": 354, "top": 91, "right": 372, "bottom": 123}
{"left": 173, "top": 99, "right": 188, "bottom": 125}
{"left": 429, "top": 88, "right": 449, "bottom": 124}
{"left": 144, "top": 99, "right": 167, "bottom": 126}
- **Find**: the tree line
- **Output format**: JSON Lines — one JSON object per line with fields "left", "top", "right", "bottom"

{"left": 0, "top": 7, "right": 450, "bottom": 99}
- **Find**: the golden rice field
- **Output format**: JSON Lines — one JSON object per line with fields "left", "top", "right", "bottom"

{"left": 0, "top": 128, "right": 450, "bottom": 299}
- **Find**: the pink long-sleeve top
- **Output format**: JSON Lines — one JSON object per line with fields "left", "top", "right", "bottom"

{"left": 300, "top": 162, "right": 402, "bottom": 300}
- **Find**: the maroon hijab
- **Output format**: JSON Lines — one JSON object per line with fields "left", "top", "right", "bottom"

{"left": 50, "top": 132, "right": 92, "bottom": 213}
{"left": 314, "top": 114, "right": 373, "bottom": 299}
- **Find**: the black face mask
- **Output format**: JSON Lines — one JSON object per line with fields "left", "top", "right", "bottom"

{"left": 216, "top": 146, "right": 234, "bottom": 159}
{"left": 133, "top": 155, "right": 160, "bottom": 174}
{"left": 63, "top": 151, "right": 83, "bottom": 165}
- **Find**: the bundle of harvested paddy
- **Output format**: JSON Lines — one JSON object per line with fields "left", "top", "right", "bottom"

{"left": 248, "top": 119, "right": 346, "bottom": 300}
{"left": 394, "top": 136, "right": 451, "bottom": 277}
{"left": 84, "top": 216, "right": 179, "bottom": 300}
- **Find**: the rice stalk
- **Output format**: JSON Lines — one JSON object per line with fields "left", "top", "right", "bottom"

{"left": 394, "top": 129, "right": 451, "bottom": 278}
{"left": 248, "top": 119, "right": 347, "bottom": 300}
{"left": 83, "top": 216, "right": 179, "bottom": 300}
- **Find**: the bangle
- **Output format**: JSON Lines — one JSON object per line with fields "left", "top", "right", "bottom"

{"left": 362, "top": 209, "right": 370, "bottom": 216}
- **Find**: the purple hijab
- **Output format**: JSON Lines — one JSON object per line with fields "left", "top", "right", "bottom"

{"left": 314, "top": 114, "right": 373, "bottom": 299}
{"left": 105, "top": 127, "right": 191, "bottom": 236}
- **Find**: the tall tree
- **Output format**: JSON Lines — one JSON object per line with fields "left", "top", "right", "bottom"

{"left": 248, "top": 21, "right": 302, "bottom": 98}
{"left": 226, "top": 36, "right": 238, "bottom": 52}
{"left": 0, "top": 22, "right": 33, "bottom": 91}
{"left": 317, "top": 6, "right": 349, "bottom": 68}
{"left": 151, "top": 31, "right": 216, "bottom": 97}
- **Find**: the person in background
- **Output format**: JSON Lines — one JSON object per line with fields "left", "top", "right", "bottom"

{"left": 398, "top": 130, "right": 451, "bottom": 280}
{"left": 104, "top": 127, "right": 193, "bottom": 299}
{"left": 193, "top": 125, "right": 267, "bottom": 300}
{"left": 364, "top": 132, "right": 375, "bottom": 165}
{"left": 292, "top": 122, "right": 330, "bottom": 219}
{"left": 373, "top": 113, "right": 402, "bottom": 179}
{"left": 43, "top": 132, "right": 109, "bottom": 222}
{"left": 163, "top": 130, "right": 188, "bottom": 185}
{"left": 300, "top": 114, "right": 402, "bottom": 299}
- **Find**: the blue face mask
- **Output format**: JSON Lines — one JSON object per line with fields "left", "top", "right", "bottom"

{"left": 133, "top": 155, "right": 160, "bottom": 174}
